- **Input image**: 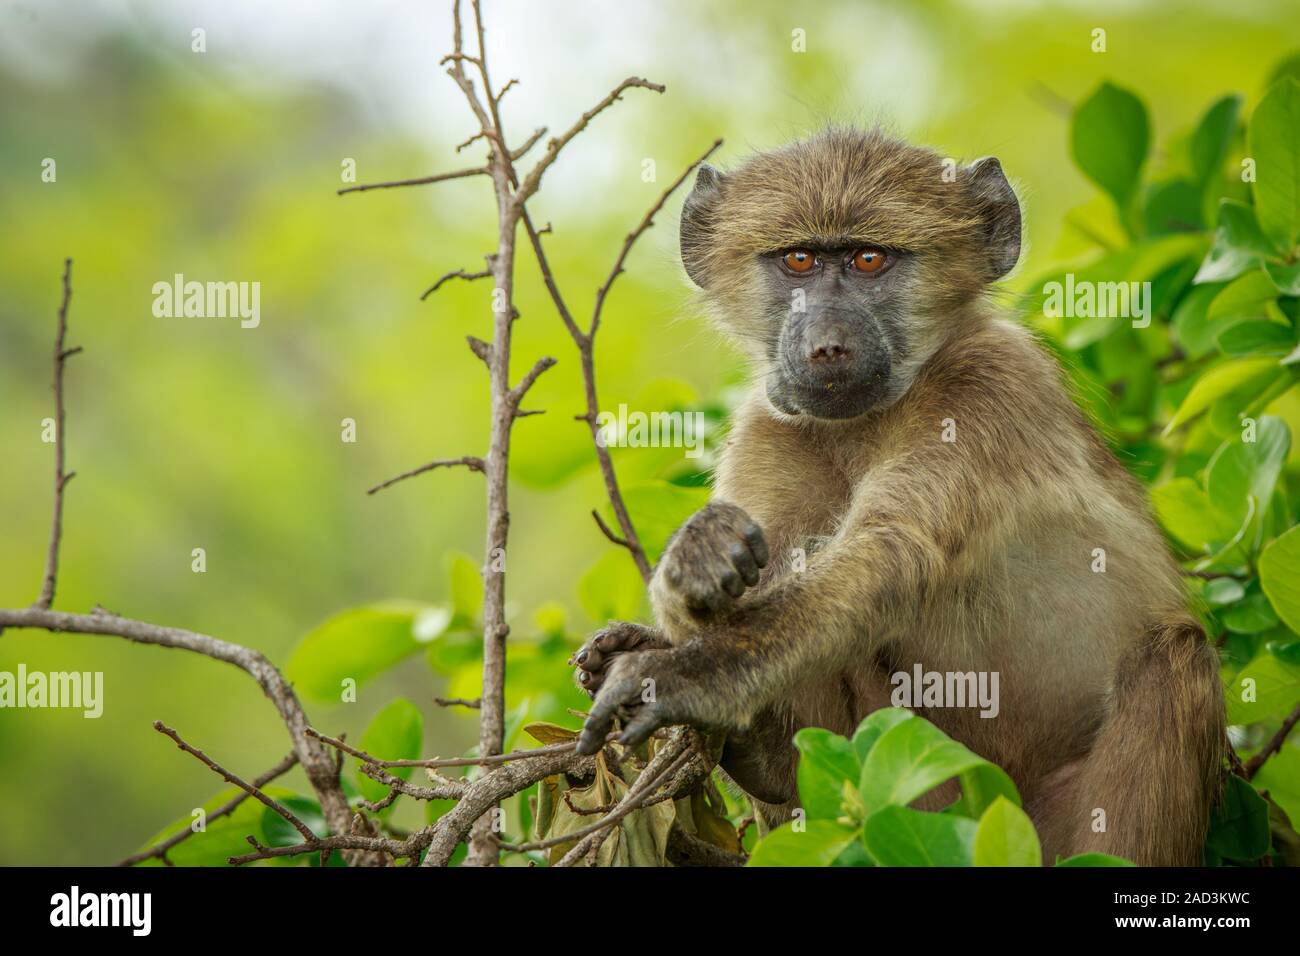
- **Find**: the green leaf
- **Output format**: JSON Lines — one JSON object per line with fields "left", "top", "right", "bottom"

{"left": 1261, "top": 524, "right": 1300, "bottom": 633}
{"left": 1204, "top": 577, "right": 1246, "bottom": 606}
{"left": 794, "top": 727, "right": 861, "bottom": 820}
{"left": 861, "top": 805, "right": 977, "bottom": 866}
{"left": 1164, "top": 357, "right": 1282, "bottom": 433}
{"left": 851, "top": 707, "right": 916, "bottom": 762}
{"left": 746, "top": 820, "right": 858, "bottom": 867}
{"left": 858, "top": 715, "right": 1019, "bottom": 819}
{"left": 972, "top": 796, "right": 1042, "bottom": 866}
{"left": 261, "top": 795, "right": 328, "bottom": 847}
{"left": 1207, "top": 270, "right": 1282, "bottom": 324}
{"left": 1191, "top": 94, "right": 1242, "bottom": 185}
{"left": 131, "top": 786, "right": 288, "bottom": 867}
{"left": 1195, "top": 202, "right": 1275, "bottom": 284}
{"left": 1249, "top": 77, "right": 1300, "bottom": 253}
{"left": 355, "top": 698, "right": 423, "bottom": 806}
{"left": 1204, "top": 415, "right": 1291, "bottom": 527}
{"left": 1174, "top": 281, "right": 1231, "bottom": 356}
{"left": 1150, "top": 477, "right": 1244, "bottom": 551}
{"left": 1221, "top": 593, "right": 1281, "bottom": 634}
{"left": 1221, "top": 200, "right": 1280, "bottom": 257}
{"left": 1071, "top": 81, "right": 1150, "bottom": 214}
{"left": 1143, "top": 179, "right": 1203, "bottom": 235}
{"left": 1269, "top": 51, "right": 1300, "bottom": 88}
{"left": 576, "top": 550, "right": 646, "bottom": 624}
{"left": 286, "top": 602, "right": 450, "bottom": 701}
{"left": 1252, "top": 743, "right": 1300, "bottom": 827}
{"left": 1062, "top": 312, "right": 1122, "bottom": 351}
{"left": 1055, "top": 852, "right": 1136, "bottom": 867}
{"left": 1227, "top": 648, "right": 1300, "bottom": 724}
{"left": 1205, "top": 774, "right": 1271, "bottom": 861}
{"left": 1264, "top": 257, "right": 1300, "bottom": 295}
{"left": 1216, "top": 320, "right": 1297, "bottom": 357}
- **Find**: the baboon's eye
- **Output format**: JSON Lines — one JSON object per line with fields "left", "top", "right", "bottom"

{"left": 781, "top": 250, "right": 817, "bottom": 274}
{"left": 852, "top": 247, "right": 888, "bottom": 274}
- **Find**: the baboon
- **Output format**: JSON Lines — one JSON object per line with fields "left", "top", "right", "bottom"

{"left": 571, "top": 127, "right": 1224, "bottom": 866}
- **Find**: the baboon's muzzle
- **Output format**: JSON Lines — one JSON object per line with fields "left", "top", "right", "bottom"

{"left": 767, "top": 305, "right": 893, "bottom": 420}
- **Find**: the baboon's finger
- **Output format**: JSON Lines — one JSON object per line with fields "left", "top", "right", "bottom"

{"left": 577, "top": 676, "right": 638, "bottom": 755}
{"left": 618, "top": 707, "right": 661, "bottom": 747}
{"left": 728, "top": 540, "right": 761, "bottom": 586}
{"left": 743, "top": 522, "right": 769, "bottom": 567}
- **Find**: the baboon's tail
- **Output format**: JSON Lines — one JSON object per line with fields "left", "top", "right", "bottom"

{"left": 1067, "top": 614, "right": 1224, "bottom": 866}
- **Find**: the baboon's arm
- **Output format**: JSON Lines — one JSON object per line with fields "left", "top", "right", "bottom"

{"left": 576, "top": 420, "right": 1015, "bottom": 753}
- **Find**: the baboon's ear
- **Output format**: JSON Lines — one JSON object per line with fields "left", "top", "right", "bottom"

{"left": 680, "top": 163, "right": 724, "bottom": 288}
{"left": 965, "top": 157, "right": 1021, "bottom": 280}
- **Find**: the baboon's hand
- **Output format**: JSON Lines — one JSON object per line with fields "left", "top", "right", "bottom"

{"left": 574, "top": 645, "right": 700, "bottom": 756}
{"left": 651, "top": 501, "right": 769, "bottom": 624}
{"left": 570, "top": 621, "right": 670, "bottom": 697}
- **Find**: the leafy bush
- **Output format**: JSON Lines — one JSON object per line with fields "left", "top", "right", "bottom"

{"left": 746, "top": 709, "right": 1128, "bottom": 867}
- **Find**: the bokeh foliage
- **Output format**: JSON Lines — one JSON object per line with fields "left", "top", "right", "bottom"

{"left": 2, "top": 1, "right": 1299, "bottom": 865}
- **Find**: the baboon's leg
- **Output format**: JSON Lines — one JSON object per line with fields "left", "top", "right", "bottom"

{"left": 720, "top": 704, "right": 800, "bottom": 810}
{"left": 1054, "top": 616, "right": 1224, "bottom": 866}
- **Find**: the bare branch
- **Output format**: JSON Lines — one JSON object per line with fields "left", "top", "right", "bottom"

{"left": 434, "top": 696, "right": 481, "bottom": 709}
{"left": 518, "top": 142, "right": 720, "bottom": 584}
{"left": 510, "top": 126, "right": 547, "bottom": 161}
{"left": 307, "top": 726, "right": 588, "bottom": 769}
{"left": 444, "top": 1, "right": 494, "bottom": 137}
{"left": 591, "top": 508, "right": 630, "bottom": 548}
{"left": 0, "top": 606, "right": 368, "bottom": 860}
{"left": 591, "top": 138, "right": 723, "bottom": 337}
{"left": 153, "top": 721, "right": 317, "bottom": 844}
{"left": 514, "top": 77, "right": 666, "bottom": 207}
{"left": 1244, "top": 701, "right": 1300, "bottom": 779}
{"left": 366, "top": 455, "right": 485, "bottom": 496}
{"left": 522, "top": 214, "right": 583, "bottom": 340}
{"left": 440, "top": 51, "right": 484, "bottom": 69}
{"left": 421, "top": 258, "right": 495, "bottom": 301}
{"left": 455, "top": 130, "right": 490, "bottom": 153}
{"left": 466, "top": 335, "right": 492, "bottom": 366}
{"left": 116, "top": 752, "right": 297, "bottom": 866}
{"left": 508, "top": 355, "right": 557, "bottom": 407}
{"left": 337, "top": 164, "right": 489, "bottom": 196}
{"left": 357, "top": 763, "right": 465, "bottom": 805}
{"left": 495, "top": 78, "right": 519, "bottom": 104}
{"left": 35, "top": 257, "right": 77, "bottom": 610}
{"left": 421, "top": 746, "right": 596, "bottom": 867}
{"left": 229, "top": 829, "right": 427, "bottom": 866}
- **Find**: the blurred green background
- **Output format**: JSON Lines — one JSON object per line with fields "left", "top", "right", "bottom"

{"left": 1, "top": 0, "right": 1297, "bottom": 864}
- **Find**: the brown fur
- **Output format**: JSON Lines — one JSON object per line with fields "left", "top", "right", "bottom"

{"left": 578, "top": 128, "right": 1225, "bottom": 865}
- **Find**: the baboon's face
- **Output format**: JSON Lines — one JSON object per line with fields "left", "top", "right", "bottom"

{"left": 680, "top": 128, "right": 1021, "bottom": 421}
{"left": 757, "top": 242, "right": 911, "bottom": 419}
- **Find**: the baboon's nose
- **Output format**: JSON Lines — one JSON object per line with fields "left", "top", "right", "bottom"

{"left": 807, "top": 330, "right": 853, "bottom": 365}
